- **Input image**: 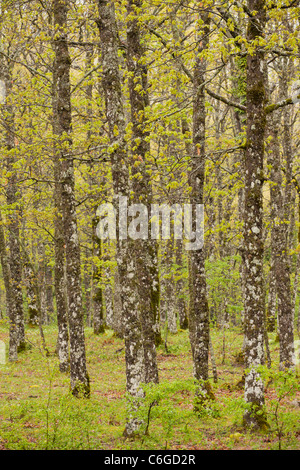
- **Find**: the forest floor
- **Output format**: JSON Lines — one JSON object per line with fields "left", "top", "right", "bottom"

{"left": 0, "top": 320, "right": 300, "bottom": 450}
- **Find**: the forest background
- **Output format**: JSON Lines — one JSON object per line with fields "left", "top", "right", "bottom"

{"left": 0, "top": 0, "right": 300, "bottom": 450}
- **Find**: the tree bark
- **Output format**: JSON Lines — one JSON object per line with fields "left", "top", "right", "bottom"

{"left": 0, "top": 58, "right": 26, "bottom": 360}
{"left": 188, "top": 6, "right": 212, "bottom": 406}
{"left": 175, "top": 239, "right": 188, "bottom": 330}
{"left": 53, "top": 168, "right": 69, "bottom": 373}
{"left": 242, "top": 0, "right": 268, "bottom": 429}
{"left": 97, "top": 0, "right": 146, "bottom": 436}
{"left": 126, "top": 0, "right": 159, "bottom": 385}
{"left": 160, "top": 238, "right": 177, "bottom": 335}
{"left": 45, "top": 263, "right": 54, "bottom": 322}
{"left": 24, "top": 262, "right": 39, "bottom": 326}
{"left": 267, "top": 106, "right": 294, "bottom": 370}
{"left": 52, "top": 0, "right": 90, "bottom": 395}
{"left": 51, "top": 17, "right": 69, "bottom": 375}
{"left": 0, "top": 210, "right": 14, "bottom": 350}
{"left": 92, "top": 221, "right": 105, "bottom": 335}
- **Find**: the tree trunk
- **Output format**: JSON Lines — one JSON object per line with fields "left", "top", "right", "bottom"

{"left": 160, "top": 238, "right": 177, "bottom": 335}
{"left": 53, "top": 171, "right": 69, "bottom": 373}
{"left": 37, "top": 245, "right": 49, "bottom": 325}
{"left": 0, "top": 58, "right": 25, "bottom": 360}
{"left": 97, "top": 0, "right": 146, "bottom": 436}
{"left": 92, "top": 222, "right": 105, "bottom": 335}
{"left": 175, "top": 239, "right": 188, "bottom": 330}
{"left": 267, "top": 106, "right": 294, "bottom": 370}
{"left": 266, "top": 264, "right": 277, "bottom": 332}
{"left": 51, "top": 25, "right": 69, "bottom": 375}
{"left": 242, "top": 0, "right": 268, "bottom": 429}
{"left": 112, "top": 266, "right": 124, "bottom": 337}
{"left": 24, "top": 262, "right": 39, "bottom": 326}
{"left": 101, "top": 239, "right": 114, "bottom": 331}
{"left": 188, "top": 6, "right": 212, "bottom": 406}
{"left": 45, "top": 263, "right": 54, "bottom": 322}
{"left": 52, "top": 0, "right": 90, "bottom": 396}
{"left": 0, "top": 210, "right": 15, "bottom": 354}
{"left": 126, "top": 0, "right": 159, "bottom": 385}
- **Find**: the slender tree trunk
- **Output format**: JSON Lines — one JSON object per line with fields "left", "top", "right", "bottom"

{"left": 20, "top": 246, "right": 49, "bottom": 356}
{"left": 0, "top": 211, "right": 10, "bottom": 308}
{"left": 267, "top": 106, "right": 294, "bottom": 370}
{"left": 92, "top": 221, "right": 105, "bottom": 335}
{"left": 161, "top": 238, "right": 177, "bottom": 335}
{"left": 209, "top": 334, "right": 218, "bottom": 384}
{"left": 188, "top": 6, "right": 213, "bottom": 406}
{"left": 265, "top": 58, "right": 295, "bottom": 370}
{"left": 175, "top": 239, "right": 188, "bottom": 330}
{"left": 242, "top": 0, "right": 268, "bottom": 429}
{"left": 83, "top": 262, "right": 92, "bottom": 327}
{"left": 0, "top": 210, "right": 15, "bottom": 350}
{"left": 104, "top": 263, "right": 114, "bottom": 330}
{"left": 51, "top": 30, "right": 69, "bottom": 374}
{"left": 45, "top": 263, "right": 54, "bottom": 322}
{"left": 24, "top": 262, "right": 39, "bottom": 326}
{"left": 53, "top": 172, "right": 69, "bottom": 372}
{"left": 112, "top": 266, "right": 124, "bottom": 337}
{"left": 126, "top": 0, "right": 159, "bottom": 385}
{"left": 0, "top": 59, "right": 25, "bottom": 360}
{"left": 266, "top": 265, "right": 277, "bottom": 332}
{"left": 97, "top": 0, "right": 145, "bottom": 436}
{"left": 52, "top": 0, "right": 90, "bottom": 396}
{"left": 37, "top": 244, "right": 49, "bottom": 325}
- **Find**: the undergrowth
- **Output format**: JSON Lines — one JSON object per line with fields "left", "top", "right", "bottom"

{"left": 0, "top": 324, "right": 299, "bottom": 450}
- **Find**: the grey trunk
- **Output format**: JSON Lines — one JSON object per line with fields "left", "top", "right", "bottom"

{"left": 242, "top": 0, "right": 267, "bottom": 429}
{"left": 97, "top": 0, "right": 146, "bottom": 436}
{"left": 188, "top": 7, "right": 211, "bottom": 404}
{"left": 52, "top": 0, "right": 90, "bottom": 395}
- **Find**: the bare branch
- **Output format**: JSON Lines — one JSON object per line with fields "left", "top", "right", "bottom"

{"left": 206, "top": 87, "right": 246, "bottom": 112}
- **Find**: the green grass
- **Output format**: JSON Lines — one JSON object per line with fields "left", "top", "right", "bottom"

{"left": 0, "top": 320, "right": 300, "bottom": 450}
